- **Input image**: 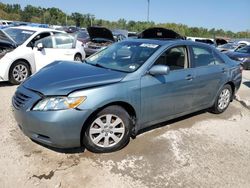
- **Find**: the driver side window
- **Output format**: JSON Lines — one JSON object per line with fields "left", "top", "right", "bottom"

{"left": 28, "top": 32, "right": 51, "bottom": 48}
{"left": 154, "top": 46, "right": 188, "bottom": 70}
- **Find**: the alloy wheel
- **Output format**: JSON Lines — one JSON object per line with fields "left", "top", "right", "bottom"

{"left": 12, "top": 64, "right": 28, "bottom": 83}
{"left": 218, "top": 88, "right": 231, "bottom": 110}
{"left": 89, "top": 114, "right": 125, "bottom": 148}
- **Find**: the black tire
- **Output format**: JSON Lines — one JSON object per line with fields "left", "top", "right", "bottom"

{"left": 243, "top": 62, "right": 249, "bottom": 70}
{"left": 9, "top": 61, "right": 31, "bottom": 85}
{"left": 83, "top": 105, "right": 132, "bottom": 153}
{"left": 74, "top": 53, "right": 82, "bottom": 61}
{"left": 209, "top": 84, "right": 232, "bottom": 114}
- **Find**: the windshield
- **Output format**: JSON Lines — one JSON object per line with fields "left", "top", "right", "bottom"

{"left": 235, "top": 45, "right": 250, "bottom": 53}
{"left": 86, "top": 41, "right": 161, "bottom": 73}
{"left": 3, "top": 27, "right": 35, "bottom": 45}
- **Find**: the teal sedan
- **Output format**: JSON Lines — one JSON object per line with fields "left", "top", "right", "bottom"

{"left": 12, "top": 39, "right": 242, "bottom": 153}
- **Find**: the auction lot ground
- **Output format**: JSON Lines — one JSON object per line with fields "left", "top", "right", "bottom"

{"left": 1, "top": 71, "right": 250, "bottom": 188}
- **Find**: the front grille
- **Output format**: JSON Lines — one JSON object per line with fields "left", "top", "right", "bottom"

{"left": 12, "top": 91, "right": 31, "bottom": 110}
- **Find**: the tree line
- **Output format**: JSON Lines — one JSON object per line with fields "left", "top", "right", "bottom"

{"left": 1, "top": 2, "right": 250, "bottom": 39}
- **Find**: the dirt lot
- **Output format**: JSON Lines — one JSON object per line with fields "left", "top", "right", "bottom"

{"left": 1, "top": 71, "right": 250, "bottom": 188}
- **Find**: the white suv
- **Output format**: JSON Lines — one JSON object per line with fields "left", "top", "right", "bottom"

{"left": 0, "top": 26, "right": 85, "bottom": 84}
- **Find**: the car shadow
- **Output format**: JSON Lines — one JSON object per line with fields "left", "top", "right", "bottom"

{"left": 31, "top": 109, "right": 208, "bottom": 154}
{"left": 243, "top": 81, "right": 250, "bottom": 88}
{"left": 137, "top": 109, "right": 207, "bottom": 136}
{"left": 0, "top": 81, "right": 15, "bottom": 87}
{"left": 31, "top": 139, "right": 86, "bottom": 154}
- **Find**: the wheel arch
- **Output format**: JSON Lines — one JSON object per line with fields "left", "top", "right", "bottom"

{"left": 80, "top": 101, "right": 137, "bottom": 146}
{"left": 74, "top": 53, "right": 82, "bottom": 61}
{"left": 225, "top": 81, "right": 235, "bottom": 101}
{"left": 8, "top": 59, "right": 32, "bottom": 80}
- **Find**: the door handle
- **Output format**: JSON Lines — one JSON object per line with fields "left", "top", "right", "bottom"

{"left": 222, "top": 68, "right": 228, "bottom": 73}
{"left": 185, "top": 74, "right": 193, "bottom": 81}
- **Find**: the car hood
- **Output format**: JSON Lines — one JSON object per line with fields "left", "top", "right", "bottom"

{"left": 0, "top": 30, "right": 17, "bottom": 46}
{"left": 226, "top": 51, "right": 250, "bottom": 58}
{"left": 87, "top": 26, "right": 114, "bottom": 41}
{"left": 23, "top": 61, "right": 126, "bottom": 96}
{"left": 0, "top": 39, "right": 16, "bottom": 49}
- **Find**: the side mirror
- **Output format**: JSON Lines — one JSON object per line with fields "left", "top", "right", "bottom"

{"left": 149, "top": 65, "right": 170, "bottom": 76}
{"left": 36, "top": 43, "right": 44, "bottom": 51}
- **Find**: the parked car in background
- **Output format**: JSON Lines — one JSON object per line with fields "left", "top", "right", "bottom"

{"left": 73, "top": 30, "right": 89, "bottom": 44}
{"left": 84, "top": 26, "right": 115, "bottom": 56}
{"left": 112, "top": 29, "right": 128, "bottom": 41}
{"left": 0, "top": 26, "right": 85, "bottom": 84}
{"left": 138, "top": 27, "right": 184, "bottom": 39}
{"left": 12, "top": 39, "right": 241, "bottom": 153}
{"left": 225, "top": 45, "right": 250, "bottom": 70}
{"left": 65, "top": 26, "right": 79, "bottom": 33}
{"left": 237, "top": 40, "right": 250, "bottom": 46}
{"left": 187, "top": 37, "right": 228, "bottom": 47}
{"left": 0, "top": 19, "right": 13, "bottom": 29}
{"left": 128, "top": 31, "right": 138, "bottom": 38}
{"left": 217, "top": 43, "right": 246, "bottom": 52}
{"left": 27, "top": 23, "right": 49, "bottom": 28}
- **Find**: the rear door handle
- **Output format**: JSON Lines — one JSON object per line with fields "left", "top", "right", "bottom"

{"left": 185, "top": 74, "right": 193, "bottom": 81}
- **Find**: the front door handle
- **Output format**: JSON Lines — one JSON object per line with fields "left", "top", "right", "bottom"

{"left": 185, "top": 74, "right": 193, "bottom": 81}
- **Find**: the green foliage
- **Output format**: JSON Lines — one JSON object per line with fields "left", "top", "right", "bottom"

{"left": 0, "top": 2, "right": 249, "bottom": 38}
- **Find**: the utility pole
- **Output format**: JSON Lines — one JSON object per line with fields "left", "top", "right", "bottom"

{"left": 66, "top": 14, "right": 67, "bottom": 26}
{"left": 147, "top": 0, "right": 150, "bottom": 22}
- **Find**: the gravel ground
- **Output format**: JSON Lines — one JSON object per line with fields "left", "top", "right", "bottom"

{"left": 1, "top": 72, "right": 250, "bottom": 188}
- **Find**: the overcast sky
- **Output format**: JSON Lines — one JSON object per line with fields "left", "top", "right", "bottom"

{"left": 1, "top": 0, "right": 250, "bottom": 32}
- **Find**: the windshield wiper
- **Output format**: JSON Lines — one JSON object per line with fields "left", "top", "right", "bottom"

{"left": 84, "top": 60, "right": 108, "bottom": 69}
{"left": 95, "top": 63, "right": 110, "bottom": 69}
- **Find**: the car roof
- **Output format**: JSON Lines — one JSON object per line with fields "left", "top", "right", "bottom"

{"left": 125, "top": 38, "right": 211, "bottom": 48}
{"left": 7, "top": 26, "right": 60, "bottom": 33}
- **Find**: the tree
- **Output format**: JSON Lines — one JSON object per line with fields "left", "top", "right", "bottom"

{"left": 71, "top": 12, "right": 83, "bottom": 27}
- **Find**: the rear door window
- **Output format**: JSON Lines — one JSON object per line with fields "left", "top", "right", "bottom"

{"left": 191, "top": 46, "right": 215, "bottom": 67}
{"left": 54, "top": 34, "right": 75, "bottom": 49}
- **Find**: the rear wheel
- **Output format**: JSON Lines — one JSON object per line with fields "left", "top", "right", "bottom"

{"left": 83, "top": 106, "right": 132, "bottom": 153}
{"left": 9, "top": 61, "right": 31, "bottom": 85}
{"left": 210, "top": 84, "right": 232, "bottom": 114}
{"left": 74, "top": 53, "right": 82, "bottom": 61}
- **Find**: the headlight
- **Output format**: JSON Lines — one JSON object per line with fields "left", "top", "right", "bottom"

{"left": 0, "top": 48, "right": 14, "bottom": 60}
{"left": 32, "top": 96, "right": 86, "bottom": 111}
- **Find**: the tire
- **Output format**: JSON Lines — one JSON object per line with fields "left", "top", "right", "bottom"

{"left": 209, "top": 84, "right": 232, "bottom": 114}
{"left": 243, "top": 62, "right": 249, "bottom": 70}
{"left": 74, "top": 53, "right": 82, "bottom": 61}
{"left": 9, "top": 61, "right": 31, "bottom": 85}
{"left": 83, "top": 105, "right": 132, "bottom": 153}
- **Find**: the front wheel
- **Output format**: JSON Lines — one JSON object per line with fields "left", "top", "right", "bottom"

{"left": 210, "top": 84, "right": 232, "bottom": 114}
{"left": 9, "top": 61, "right": 31, "bottom": 85}
{"left": 83, "top": 106, "right": 132, "bottom": 153}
